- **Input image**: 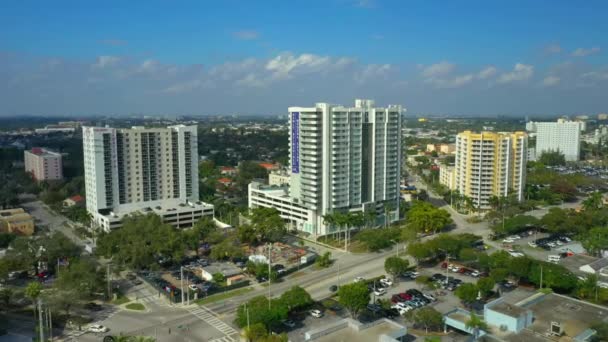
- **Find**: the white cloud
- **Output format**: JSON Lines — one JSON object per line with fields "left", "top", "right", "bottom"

{"left": 497, "top": 63, "right": 534, "bottom": 83}
{"left": 232, "top": 30, "right": 260, "bottom": 40}
{"left": 266, "top": 53, "right": 332, "bottom": 80}
{"left": 542, "top": 76, "right": 560, "bottom": 86}
{"left": 421, "top": 61, "right": 455, "bottom": 78}
{"left": 477, "top": 66, "right": 497, "bottom": 79}
{"left": 572, "top": 47, "right": 601, "bottom": 57}
{"left": 582, "top": 71, "right": 608, "bottom": 81}
{"left": 427, "top": 74, "right": 474, "bottom": 89}
{"left": 355, "top": 64, "right": 392, "bottom": 84}
{"left": 92, "top": 55, "right": 120, "bottom": 68}
{"left": 138, "top": 59, "right": 160, "bottom": 73}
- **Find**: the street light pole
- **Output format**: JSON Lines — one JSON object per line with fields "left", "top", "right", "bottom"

{"left": 180, "top": 266, "right": 185, "bottom": 306}
{"left": 268, "top": 243, "right": 271, "bottom": 310}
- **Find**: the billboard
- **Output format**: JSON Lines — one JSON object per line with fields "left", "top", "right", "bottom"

{"left": 291, "top": 112, "right": 300, "bottom": 174}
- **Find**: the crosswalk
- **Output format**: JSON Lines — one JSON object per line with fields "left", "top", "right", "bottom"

{"left": 137, "top": 293, "right": 173, "bottom": 308}
{"left": 186, "top": 305, "right": 238, "bottom": 342}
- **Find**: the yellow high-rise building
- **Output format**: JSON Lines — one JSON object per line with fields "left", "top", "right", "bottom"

{"left": 454, "top": 131, "right": 527, "bottom": 210}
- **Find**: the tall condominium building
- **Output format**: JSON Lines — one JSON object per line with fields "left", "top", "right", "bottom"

{"left": 249, "top": 99, "right": 402, "bottom": 237}
{"left": 83, "top": 125, "right": 213, "bottom": 231}
{"left": 24, "top": 147, "right": 63, "bottom": 181}
{"left": 526, "top": 119, "right": 586, "bottom": 161}
{"left": 454, "top": 131, "right": 528, "bottom": 210}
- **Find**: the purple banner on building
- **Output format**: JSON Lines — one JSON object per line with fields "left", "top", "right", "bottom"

{"left": 292, "top": 112, "right": 300, "bottom": 174}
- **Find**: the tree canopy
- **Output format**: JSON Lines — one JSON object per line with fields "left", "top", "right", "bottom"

{"left": 338, "top": 282, "right": 370, "bottom": 317}
{"left": 406, "top": 201, "right": 452, "bottom": 234}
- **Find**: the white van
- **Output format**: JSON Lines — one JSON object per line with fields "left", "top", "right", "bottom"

{"left": 547, "top": 255, "right": 561, "bottom": 263}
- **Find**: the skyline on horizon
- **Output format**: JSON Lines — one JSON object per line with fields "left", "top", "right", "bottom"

{"left": 1, "top": 0, "right": 607, "bottom": 117}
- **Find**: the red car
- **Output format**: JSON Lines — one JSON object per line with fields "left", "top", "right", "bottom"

{"left": 391, "top": 294, "right": 404, "bottom": 303}
{"left": 398, "top": 293, "right": 413, "bottom": 301}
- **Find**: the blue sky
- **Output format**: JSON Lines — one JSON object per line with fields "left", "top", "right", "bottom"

{"left": 1, "top": 0, "right": 607, "bottom": 116}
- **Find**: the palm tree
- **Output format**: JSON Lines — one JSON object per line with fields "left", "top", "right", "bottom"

{"left": 322, "top": 213, "right": 337, "bottom": 243}
{"left": 465, "top": 312, "right": 488, "bottom": 339}
{"left": 25, "top": 281, "right": 42, "bottom": 325}
{"left": 383, "top": 201, "right": 396, "bottom": 228}
{"left": 364, "top": 211, "right": 377, "bottom": 228}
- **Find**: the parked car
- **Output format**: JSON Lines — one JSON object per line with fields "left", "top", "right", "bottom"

{"left": 373, "top": 288, "right": 386, "bottom": 296}
{"left": 354, "top": 277, "right": 365, "bottom": 283}
{"left": 310, "top": 309, "right": 323, "bottom": 318}
{"left": 423, "top": 293, "right": 437, "bottom": 302}
{"left": 380, "top": 278, "right": 393, "bottom": 287}
{"left": 329, "top": 285, "right": 338, "bottom": 292}
{"left": 88, "top": 324, "right": 109, "bottom": 333}
{"left": 366, "top": 303, "right": 383, "bottom": 313}
{"left": 281, "top": 319, "right": 296, "bottom": 328}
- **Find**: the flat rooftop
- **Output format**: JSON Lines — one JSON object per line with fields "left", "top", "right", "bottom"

{"left": 101, "top": 198, "right": 213, "bottom": 219}
{"left": 522, "top": 293, "right": 608, "bottom": 340}
{"left": 489, "top": 302, "right": 528, "bottom": 318}
{"left": 314, "top": 321, "right": 402, "bottom": 342}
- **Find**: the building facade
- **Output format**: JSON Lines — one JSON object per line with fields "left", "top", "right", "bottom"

{"left": 249, "top": 99, "right": 403, "bottom": 236}
{"left": 439, "top": 165, "right": 456, "bottom": 190}
{"left": 0, "top": 208, "right": 35, "bottom": 235}
{"left": 526, "top": 119, "right": 586, "bottom": 161}
{"left": 83, "top": 125, "right": 212, "bottom": 231}
{"left": 454, "top": 131, "right": 527, "bottom": 210}
{"left": 24, "top": 148, "right": 63, "bottom": 181}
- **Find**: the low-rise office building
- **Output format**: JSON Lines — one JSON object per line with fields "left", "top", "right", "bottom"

{"left": 0, "top": 208, "right": 34, "bottom": 235}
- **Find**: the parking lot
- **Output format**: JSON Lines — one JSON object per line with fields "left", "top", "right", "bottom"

{"left": 498, "top": 229, "right": 583, "bottom": 263}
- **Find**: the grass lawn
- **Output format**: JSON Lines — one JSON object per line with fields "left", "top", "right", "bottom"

{"left": 125, "top": 302, "right": 145, "bottom": 311}
{"left": 112, "top": 296, "right": 131, "bottom": 305}
{"left": 195, "top": 287, "right": 254, "bottom": 305}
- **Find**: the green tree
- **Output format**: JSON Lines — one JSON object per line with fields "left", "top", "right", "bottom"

{"left": 0, "top": 287, "right": 12, "bottom": 306}
{"left": 581, "top": 227, "right": 608, "bottom": 257}
{"left": 338, "top": 282, "right": 370, "bottom": 317}
{"left": 242, "top": 323, "right": 268, "bottom": 342}
{"left": 406, "top": 201, "right": 452, "bottom": 234}
{"left": 250, "top": 207, "right": 286, "bottom": 242}
{"left": 279, "top": 286, "right": 313, "bottom": 312}
{"left": 212, "top": 272, "right": 226, "bottom": 284}
{"left": 465, "top": 313, "right": 488, "bottom": 339}
{"left": 412, "top": 307, "right": 444, "bottom": 333}
{"left": 476, "top": 277, "right": 495, "bottom": 298}
{"left": 528, "top": 262, "right": 578, "bottom": 292}
{"left": 538, "top": 150, "right": 566, "bottom": 166}
{"left": 210, "top": 239, "right": 244, "bottom": 261}
{"left": 384, "top": 256, "right": 410, "bottom": 280}
{"left": 316, "top": 252, "right": 332, "bottom": 268}
{"left": 540, "top": 208, "right": 572, "bottom": 234}
{"left": 577, "top": 274, "right": 600, "bottom": 300}
{"left": 582, "top": 192, "right": 604, "bottom": 211}
{"left": 235, "top": 296, "right": 288, "bottom": 329}
{"left": 455, "top": 283, "right": 478, "bottom": 305}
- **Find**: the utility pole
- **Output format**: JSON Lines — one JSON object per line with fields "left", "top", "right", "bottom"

{"left": 540, "top": 265, "right": 543, "bottom": 289}
{"left": 245, "top": 302, "right": 250, "bottom": 330}
{"left": 38, "top": 299, "right": 44, "bottom": 342}
{"left": 267, "top": 243, "right": 271, "bottom": 310}
{"left": 106, "top": 264, "right": 112, "bottom": 300}
{"left": 186, "top": 273, "right": 190, "bottom": 306}
{"left": 48, "top": 306, "right": 53, "bottom": 341}
{"left": 180, "top": 266, "right": 185, "bottom": 306}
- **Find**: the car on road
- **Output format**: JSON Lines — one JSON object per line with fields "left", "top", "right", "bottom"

{"left": 88, "top": 324, "right": 109, "bottom": 333}
{"left": 373, "top": 288, "right": 386, "bottom": 296}
{"left": 502, "top": 238, "right": 515, "bottom": 244}
{"left": 354, "top": 277, "right": 365, "bottom": 283}
{"left": 310, "top": 309, "right": 323, "bottom": 318}
{"left": 508, "top": 250, "right": 525, "bottom": 257}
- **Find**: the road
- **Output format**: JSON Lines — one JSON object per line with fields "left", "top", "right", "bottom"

{"left": 22, "top": 201, "right": 92, "bottom": 248}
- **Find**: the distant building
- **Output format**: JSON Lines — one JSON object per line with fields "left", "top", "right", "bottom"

{"left": 268, "top": 169, "right": 290, "bottom": 186}
{"left": 439, "top": 144, "right": 455, "bottom": 154}
{"left": 82, "top": 125, "right": 213, "bottom": 231}
{"left": 34, "top": 125, "right": 76, "bottom": 134}
{"left": 526, "top": 119, "right": 586, "bottom": 161}
{"left": 258, "top": 162, "right": 279, "bottom": 172}
{"left": 0, "top": 208, "right": 34, "bottom": 235}
{"left": 220, "top": 166, "right": 237, "bottom": 176}
{"left": 598, "top": 113, "right": 608, "bottom": 120}
{"left": 454, "top": 131, "right": 527, "bottom": 209}
{"left": 24, "top": 147, "right": 63, "bottom": 181}
{"left": 439, "top": 165, "right": 455, "bottom": 190}
{"left": 217, "top": 178, "right": 233, "bottom": 186}
{"left": 249, "top": 99, "right": 402, "bottom": 237}
{"left": 527, "top": 147, "right": 536, "bottom": 161}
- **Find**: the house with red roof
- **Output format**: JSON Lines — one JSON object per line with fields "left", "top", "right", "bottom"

{"left": 220, "top": 166, "right": 237, "bottom": 176}
{"left": 259, "top": 163, "right": 279, "bottom": 171}
{"left": 217, "top": 178, "right": 233, "bottom": 186}
{"left": 63, "top": 195, "right": 85, "bottom": 208}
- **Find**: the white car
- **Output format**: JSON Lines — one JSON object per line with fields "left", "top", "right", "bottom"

{"left": 397, "top": 305, "right": 414, "bottom": 315}
{"left": 380, "top": 278, "right": 393, "bottom": 287}
{"left": 508, "top": 250, "right": 525, "bottom": 257}
{"left": 502, "top": 238, "right": 515, "bottom": 244}
{"left": 423, "top": 293, "right": 437, "bottom": 302}
{"left": 471, "top": 270, "right": 481, "bottom": 277}
{"left": 508, "top": 235, "right": 521, "bottom": 240}
{"left": 88, "top": 324, "right": 109, "bottom": 333}
{"left": 373, "top": 288, "right": 386, "bottom": 296}
{"left": 354, "top": 277, "right": 365, "bottom": 283}
{"left": 528, "top": 241, "right": 538, "bottom": 248}
{"left": 310, "top": 309, "right": 323, "bottom": 318}
{"left": 188, "top": 284, "right": 198, "bottom": 291}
